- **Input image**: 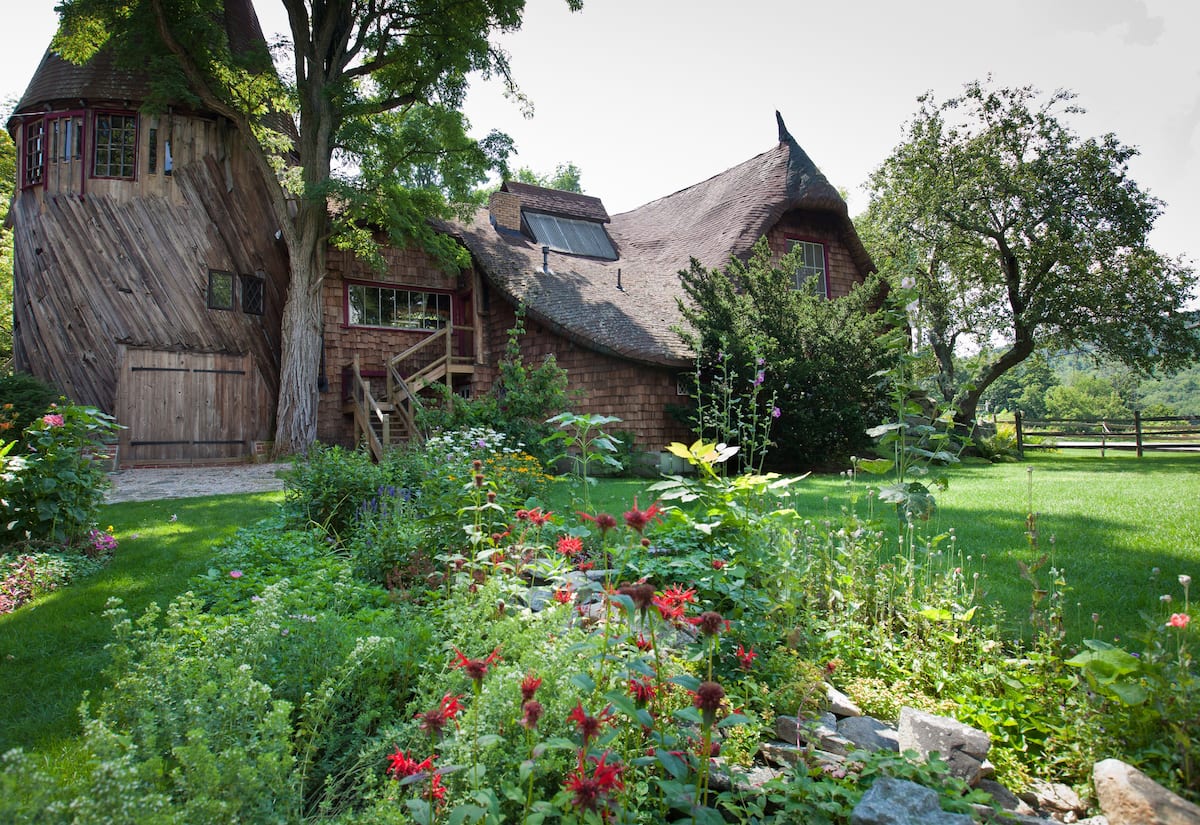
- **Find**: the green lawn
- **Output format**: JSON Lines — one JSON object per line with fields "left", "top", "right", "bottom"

{"left": 0, "top": 492, "right": 283, "bottom": 755}
{"left": 744, "top": 450, "right": 1199, "bottom": 643}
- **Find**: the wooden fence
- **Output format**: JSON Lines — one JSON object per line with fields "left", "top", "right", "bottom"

{"left": 1012, "top": 411, "right": 1200, "bottom": 457}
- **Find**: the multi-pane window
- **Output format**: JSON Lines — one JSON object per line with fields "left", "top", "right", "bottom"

{"left": 789, "top": 239, "right": 828, "bottom": 297}
{"left": 93, "top": 113, "right": 137, "bottom": 178}
{"left": 23, "top": 119, "right": 44, "bottom": 188}
{"left": 347, "top": 284, "right": 451, "bottom": 330}
{"left": 207, "top": 270, "right": 235, "bottom": 310}
{"left": 241, "top": 273, "right": 265, "bottom": 315}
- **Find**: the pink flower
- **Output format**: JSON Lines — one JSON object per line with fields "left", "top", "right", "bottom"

{"left": 771, "top": 406, "right": 782, "bottom": 419}
{"left": 1167, "top": 613, "right": 1190, "bottom": 629}
{"left": 229, "top": 570, "right": 243, "bottom": 579}
{"left": 42, "top": 414, "right": 64, "bottom": 427}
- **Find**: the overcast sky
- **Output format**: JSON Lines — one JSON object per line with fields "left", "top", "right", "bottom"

{"left": 5, "top": 0, "right": 1198, "bottom": 278}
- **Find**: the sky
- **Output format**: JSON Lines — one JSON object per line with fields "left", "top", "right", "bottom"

{"left": 3, "top": 0, "right": 1199, "bottom": 275}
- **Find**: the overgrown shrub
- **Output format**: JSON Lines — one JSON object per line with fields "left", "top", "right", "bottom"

{"left": 282, "top": 443, "right": 388, "bottom": 539}
{"left": 0, "top": 372, "right": 59, "bottom": 452}
{"left": 1, "top": 404, "right": 119, "bottom": 547}
{"left": 677, "top": 239, "right": 889, "bottom": 471}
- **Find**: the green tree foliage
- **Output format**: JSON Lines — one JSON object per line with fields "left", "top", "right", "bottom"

{"left": 977, "top": 351, "right": 1056, "bottom": 418}
{"left": 54, "top": 0, "right": 582, "bottom": 455}
{"left": 677, "top": 239, "right": 888, "bottom": 470}
{"left": 513, "top": 161, "right": 585, "bottom": 192}
{"left": 1044, "top": 375, "right": 1130, "bottom": 421}
{"left": 863, "top": 80, "right": 1200, "bottom": 432}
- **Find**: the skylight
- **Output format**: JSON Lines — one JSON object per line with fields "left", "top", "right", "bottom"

{"left": 524, "top": 212, "right": 617, "bottom": 260}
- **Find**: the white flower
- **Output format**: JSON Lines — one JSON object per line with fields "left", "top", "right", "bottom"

{"left": 1180, "top": 574, "right": 1192, "bottom": 588}
{"left": 900, "top": 276, "right": 917, "bottom": 290}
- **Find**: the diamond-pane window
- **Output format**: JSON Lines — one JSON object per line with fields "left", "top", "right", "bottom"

{"left": 241, "top": 273, "right": 265, "bottom": 315}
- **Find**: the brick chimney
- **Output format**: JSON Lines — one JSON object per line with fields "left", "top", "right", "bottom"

{"left": 489, "top": 190, "right": 522, "bottom": 232}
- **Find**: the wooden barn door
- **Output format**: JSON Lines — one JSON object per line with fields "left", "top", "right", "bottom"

{"left": 116, "top": 347, "right": 265, "bottom": 464}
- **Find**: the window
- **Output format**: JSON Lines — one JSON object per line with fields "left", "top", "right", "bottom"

{"left": 240, "top": 272, "right": 265, "bottom": 315}
{"left": 346, "top": 284, "right": 451, "bottom": 330}
{"left": 207, "top": 270, "right": 235, "bottom": 310}
{"left": 789, "top": 239, "right": 827, "bottom": 297}
{"left": 148, "top": 127, "right": 157, "bottom": 174}
{"left": 93, "top": 113, "right": 137, "bottom": 179}
{"left": 22, "top": 119, "right": 44, "bottom": 188}
{"left": 523, "top": 212, "right": 617, "bottom": 260}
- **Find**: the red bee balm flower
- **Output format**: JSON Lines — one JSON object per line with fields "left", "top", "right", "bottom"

{"left": 416, "top": 693, "right": 463, "bottom": 737}
{"left": 568, "top": 703, "right": 615, "bottom": 745}
{"left": 735, "top": 644, "right": 757, "bottom": 670}
{"left": 629, "top": 676, "right": 657, "bottom": 705}
{"left": 520, "top": 672, "right": 542, "bottom": 702}
{"left": 578, "top": 511, "right": 619, "bottom": 535}
{"left": 692, "top": 681, "right": 726, "bottom": 726}
{"left": 553, "top": 583, "right": 575, "bottom": 604}
{"left": 557, "top": 535, "right": 584, "bottom": 557}
{"left": 527, "top": 508, "right": 553, "bottom": 527}
{"left": 688, "top": 610, "right": 729, "bottom": 637}
{"left": 520, "top": 699, "right": 544, "bottom": 729}
{"left": 564, "top": 751, "right": 625, "bottom": 813}
{"left": 623, "top": 497, "right": 663, "bottom": 533}
{"left": 451, "top": 647, "right": 502, "bottom": 683}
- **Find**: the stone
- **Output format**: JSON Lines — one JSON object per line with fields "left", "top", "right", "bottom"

{"left": 851, "top": 776, "right": 974, "bottom": 825}
{"left": 838, "top": 715, "right": 900, "bottom": 752}
{"left": 826, "top": 682, "right": 863, "bottom": 717}
{"left": 969, "top": 803, "right": 1052, "bottom": 825}
{"left": 708, "top": 762, "right": 784, "bottom": 793}
{"left": 896, "top": 707, "right": 991, "bottom": 785}
{"left": 976, "top": 778, "right": 1036, "bottom": 815}
{"left": 774, "top": 713, "right": 852, "bottom": 756}
{"left": 1093, "top": 757, "right": 1200, "bottom": 825}
{"left": 1028, "top": 778, "right": 1087, "bottom": 816}
{"left": 758, "top": 741, "right": 846, "bottom": 772}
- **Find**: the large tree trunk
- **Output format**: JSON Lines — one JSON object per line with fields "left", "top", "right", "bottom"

{"left": 272, "top": 201, "right": 327, "bottom": 455}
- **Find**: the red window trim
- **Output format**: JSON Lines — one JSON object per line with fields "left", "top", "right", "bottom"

{"left": 19, "top": 116, "right": 45, "bottom": 190}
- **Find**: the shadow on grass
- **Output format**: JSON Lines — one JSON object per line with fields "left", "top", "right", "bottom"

{"left": 0, "top": 492, "right": 282, "bottom": 754}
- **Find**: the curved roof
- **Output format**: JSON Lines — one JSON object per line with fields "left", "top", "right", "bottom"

{"left": 11, "top": 0, "right": 275, "bottom": 120}
{"left": 448, "top": 114, "right": 874, "bottom": 368}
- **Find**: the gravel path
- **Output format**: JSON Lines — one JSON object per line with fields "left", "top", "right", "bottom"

{"left": 103, "top": 463, "right": 292, "bottom": 503}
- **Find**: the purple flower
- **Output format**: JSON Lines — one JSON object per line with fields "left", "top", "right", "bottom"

{"left": 771, "top": 407, "right": 782, "bottom": 419}
{"left": 754, "top": 371, "right": 765, "bottom": 386}
{"left": 229, "top": 569, "right": 244, "bottom": 579}
{"left": 756, "top": 357, "right": 765, "bottom": 366}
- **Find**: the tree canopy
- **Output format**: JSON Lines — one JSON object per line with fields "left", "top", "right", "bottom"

{"left": 513, "top": 161, "right": 585, "bottom": 192}
{"left": 0, "top": 104, "right": 14, "bottom": 372}
{"left": 862, "top": 80, "right": 1200, "bottom": 431}
{"left": 55, "top": 0, "right": 581, "bottom": 454}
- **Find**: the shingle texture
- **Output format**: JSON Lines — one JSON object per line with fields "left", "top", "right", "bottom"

{"left": 502, "top": 181, "right": 611, "bottom": 222}
{"left": 449, "top": 114, "right": 874, "bottom": 368}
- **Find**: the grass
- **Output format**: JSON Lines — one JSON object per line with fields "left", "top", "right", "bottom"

{"left": 0, "top": 491, "right": 283, "bottom": 756}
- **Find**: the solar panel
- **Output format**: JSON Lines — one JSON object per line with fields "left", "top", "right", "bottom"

{"left": 524, "top": 212, "right": 617, "bottom": 260}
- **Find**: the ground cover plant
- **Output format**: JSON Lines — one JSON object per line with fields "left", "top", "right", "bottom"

{"left": 1, "top": 422, "right": 1196, "bottom": 822}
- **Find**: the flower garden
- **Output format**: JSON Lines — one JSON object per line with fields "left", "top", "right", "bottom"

{"left": 1, "top": 407, "right": 1198, "bottom": 824}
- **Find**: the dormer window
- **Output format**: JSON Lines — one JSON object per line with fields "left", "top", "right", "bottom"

{"left": 789, "top": 239, "right": 828, "bottom": 297}
{"left": 523, "top": 211, "right": 617, "bottom": 260}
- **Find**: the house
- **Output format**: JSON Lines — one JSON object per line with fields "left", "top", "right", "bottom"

{"left": 8, "top": 4, "right": 874, "bottom": 466}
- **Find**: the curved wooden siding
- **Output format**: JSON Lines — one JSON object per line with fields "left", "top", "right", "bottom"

{"left": 11, "top": 149, "right": 289, "bottom": 438}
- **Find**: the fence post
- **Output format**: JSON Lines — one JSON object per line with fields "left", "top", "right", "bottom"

{"left": 1135, "top": 410, "right": 1143, "bottom": 458}
{"left": 1015, "top": 411, "right": 1024, "bottom": 459}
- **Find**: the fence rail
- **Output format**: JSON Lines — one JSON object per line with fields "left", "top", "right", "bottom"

{"left": 1012, "top": 411, "right": 1200, "bottom": 457}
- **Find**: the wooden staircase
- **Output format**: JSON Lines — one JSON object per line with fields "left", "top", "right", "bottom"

{"left": 347, "top": 324, "right": 475, "bottom": 461}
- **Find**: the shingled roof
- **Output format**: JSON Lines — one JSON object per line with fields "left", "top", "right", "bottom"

{"left": 447, "top": 113, "right": 874, "bottom": 368}
{"left": 11, "top": 0, "right": 277, "bottom": 121}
